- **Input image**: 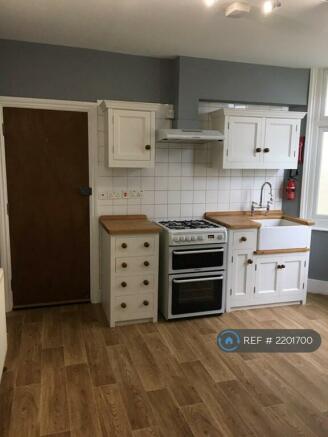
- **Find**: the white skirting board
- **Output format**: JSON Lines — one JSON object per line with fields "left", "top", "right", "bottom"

{"left": 308, "top": 279, "right": 328, "bottom": 295}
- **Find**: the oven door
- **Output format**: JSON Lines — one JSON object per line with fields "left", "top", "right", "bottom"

{"left": 168, "top": 271, "right": 225, "bottom": 319}
{"left": 169, "top": 244, "right": 225, "bottom": 274}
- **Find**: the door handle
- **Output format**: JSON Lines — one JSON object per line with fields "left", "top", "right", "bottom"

{"left": 79, "top": 186, "right": 92, "bottom": 196}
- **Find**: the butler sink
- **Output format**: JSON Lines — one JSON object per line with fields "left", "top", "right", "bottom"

{"left": 252, "top": 219, "right": 312, "bottom": 250}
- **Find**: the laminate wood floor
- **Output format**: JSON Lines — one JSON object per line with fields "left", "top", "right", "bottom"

{"left": 1, "top": 294, "right": 328, "bottom": 436}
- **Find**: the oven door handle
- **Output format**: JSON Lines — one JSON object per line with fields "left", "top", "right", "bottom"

{"left": 172, "top": 248, "right": 224, "bottom": 255}
{"left": 172, "top": 276, "right": 224, "bottom": 284}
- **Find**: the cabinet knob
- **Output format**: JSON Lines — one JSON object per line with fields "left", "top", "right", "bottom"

{"left": 144, "top": 261, "right": 150, "bottom": 267}
{"left": 145, "top": 144, "right": 151, "bottom": 151}
{"left": 143, "top": 279, "right": 149, "bottom": 286}
{"left": 121, "top": 302, "right": 127, "bottom": 309}
{"left": 121, "top": 281, "right": 127, "bottom": 287}
{"left": 264, "top": 148, "right": 270, "bottom": 153}
{"left": 240, "top": 236, "right": 247, "bottom": 242}
{"left": 281, "top": 264, "right": 286, "bottom": 269}
{"left": 255, "top": 147, "right": 262, "bottom": 153}
{"left": 144, "top": 242, "right": 150, "bottom": 248}
{"left": 121, "top": 243, "right": 127, "bottom": 249}
{"left": 143, "top": 300, "right": 149, "bottom": 306}
{"left": 121, "top": 262, "right": 128, "bottom": 268}
{"left": 247, "top": 259, "right": 253, "bottom": 264}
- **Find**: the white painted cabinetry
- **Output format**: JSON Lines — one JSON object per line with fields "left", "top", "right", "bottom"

{"left": 102, "top": 100, "right": 158, "bottom": 168}
{"left": 227, "top": 229, "right": 309, "bottom": 310}
{"left": 211, "top": 109, "right": 306, "bottom": 169}
{"left": 0, "top": 269, "right": 7, "bottom": 381}
{"left": 101, "top": 229, "right": 159, "bottom": 327}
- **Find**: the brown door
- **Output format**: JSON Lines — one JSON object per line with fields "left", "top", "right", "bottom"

{"left": 3, "top": 107, "right": 91, "bottom": 307}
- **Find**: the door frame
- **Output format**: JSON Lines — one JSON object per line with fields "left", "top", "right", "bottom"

{"left": 0, "top": 96, "right": 98, "bottom": 311}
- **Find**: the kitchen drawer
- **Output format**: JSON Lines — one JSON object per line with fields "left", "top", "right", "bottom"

{"left": 232, "top": 230, "right": 257, "bottom": 250}
{"left": 114, "top": 293, "right": 154, "bottom": 322}
{"left": 115, "top": 256, "right": 156, "bottom": 274}
{"left": 115, "top": 235, "right": 155, "bottom": 257}
{"left": 113, "top": 274, "right": 155, "bottom": 295}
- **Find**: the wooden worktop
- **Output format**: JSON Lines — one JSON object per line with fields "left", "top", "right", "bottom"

{"left": 99, "top": 214, "right": 162, "bottom": 235}
{"left": 205, "top": 210, "right": 315, "bottom": 230}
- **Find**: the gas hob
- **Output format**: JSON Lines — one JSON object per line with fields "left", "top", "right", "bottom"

{"left": 157, "top": 219, "right": 227, "bottom": 245}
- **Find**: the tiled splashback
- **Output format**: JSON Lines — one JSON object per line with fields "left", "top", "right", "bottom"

{"left": 96, "top": 103, "right": 284, "bottom": 219}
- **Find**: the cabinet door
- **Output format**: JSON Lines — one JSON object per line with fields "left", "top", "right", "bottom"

{"left": 263, "top": 118, "right": 299, "bottom": 167}
{"left": 254, "top": 256, "right": 280, "bottom": 301}
{"left": 230, "top": 250, "right": 255, "bottom": 306}
{"left": 226, "top": 117, "right": 263, "bottom": 167}
{"left": 279, "top": 254, "right": 306, "bottom": 298}
{"left": 110, "top": 109, "right": 155, "bottom": 165}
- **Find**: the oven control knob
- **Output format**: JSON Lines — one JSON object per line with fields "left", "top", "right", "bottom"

{"left": 185, "top": 236, "right": 191, "bottom": 241}
{"left": 197, "top": 235, "right": 203, "bottom": 240}
{"left": 217, "top": 234, "right": 223, "bottom": 240}
{"left": 191, "top": 236, "right": 197, "bottom": 241}
{"left": 173, "top": 236, "right": 179, "bottom": 242}
{"left": 179, "top": 236, "right": 185, "bottom": 242}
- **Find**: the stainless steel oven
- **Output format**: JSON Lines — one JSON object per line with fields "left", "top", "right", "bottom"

{"left": 169, "top": 244, "right": 226, "bottom": 274}
{"left": 168, "top": 271, "right": 225, "bottom": 318}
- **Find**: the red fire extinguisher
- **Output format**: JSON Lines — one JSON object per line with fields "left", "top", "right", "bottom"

{"left": 285, "top": 178, "right": 297, "bottom": 201}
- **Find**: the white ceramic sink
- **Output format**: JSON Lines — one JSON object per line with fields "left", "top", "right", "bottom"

{"left": 252, "top": 219, "right": 312, "bottom": 250}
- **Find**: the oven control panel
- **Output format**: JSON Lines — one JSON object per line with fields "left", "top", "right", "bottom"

{"left": 170, "top": 231, "right": 227, "bottom": 245}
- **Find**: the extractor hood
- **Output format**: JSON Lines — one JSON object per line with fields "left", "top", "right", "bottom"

{"left": 157, "top": 128, "right": 224, "bottom": 143}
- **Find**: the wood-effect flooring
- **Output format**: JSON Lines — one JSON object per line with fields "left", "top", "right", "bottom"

{"left": 1, "top": 294, "right": 328, "bottom": 436}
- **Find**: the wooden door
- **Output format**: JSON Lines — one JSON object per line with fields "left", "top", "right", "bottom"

{"left": 230, "top": 250, "right": 255, "bottom": 307}
{"left": 3, "top": 107, "right": 90, "bottom": 307}
{"left": 263, "top": 118, "right": 299, "bottom": 168}
{"left": 225, "top": 116, "right": 263, "bottom": 167}
{"left": 254, "top": 256, "right": 280, "bottom": 301}
{"left": 109, "top": 108, "right": 154, "bottom": 166}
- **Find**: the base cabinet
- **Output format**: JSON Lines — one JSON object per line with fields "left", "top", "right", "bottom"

{"left": 227, "top": 229, "right": 309, "bottom": 310}
{"left": 101, "top": 229, "right": 159, "bottom": 327}
{"left": 0, "top": 270, "right": 7, "bottom": 381}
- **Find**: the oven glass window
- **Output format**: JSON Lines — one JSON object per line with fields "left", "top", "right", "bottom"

{"left": 171, "top": 275, "right": 223, "bottom": 315}
{"left": 172, "top": 248, "right": 224, "bottom": 270}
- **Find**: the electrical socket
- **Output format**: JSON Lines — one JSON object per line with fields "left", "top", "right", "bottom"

{"left": 110, "top": 191, "right": 122, "bottom": 200}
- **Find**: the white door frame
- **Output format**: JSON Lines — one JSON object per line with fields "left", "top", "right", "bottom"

{"left": 0, "top": 96, "right": 99, "bottom": 311}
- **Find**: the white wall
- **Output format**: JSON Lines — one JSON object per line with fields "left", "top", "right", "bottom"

{"left": 96, "top": 103, "right": 284, "bottom": 220}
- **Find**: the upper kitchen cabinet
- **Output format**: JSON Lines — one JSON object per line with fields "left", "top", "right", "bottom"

{"left": 211, "top": 109, "right": 306, "bottom": 169}
{"left": 102, "top": 100, "right": 158, "bottom": 168}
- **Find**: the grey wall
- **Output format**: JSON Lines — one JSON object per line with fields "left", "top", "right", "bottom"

{"left": 282, "top": 108, "right": 328, "bottom": 281}
{"left": 0, "top": 39, "right": 175, "bottom": 103}
{"left": 174, "top": 56, "right": 310, "bottom": 128}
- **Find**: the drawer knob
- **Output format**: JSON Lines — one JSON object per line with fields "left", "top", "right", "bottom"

{"left": 143, "top": 300, "right": 149, "bottom": 306}
{"left": 144, "top": 242, "right": 150, "bottom": 248}
{"left": 264, "top": 147, "right": 270, "bottom": 153}
{"left": 281, "top": 264, "right": 286, "bottom": 269}
{"left": 143, "top": 280, "right": 149, "bottom": 286}
{"left": 144, "top": 261, "right": 150, "bottom": 267}
{"left": 121, "top": 243, "right": 127, "bottom": 249}
{"left": 247, "top": 259, "right": 253, "bottom": 265}
{"left": 255, "top": 147, "right": 262, "bottom": 153}
{"left": 121, "top": 281, "right": 127, "bottom": 287}
{"left": 121, "top": 302, "right": 127, "bottom": 309}
{"left": 122, "top": 262, "right": 128, "bottom": 268}
{"left": 145, "top": 144, "right": 151, "bottom": 151}
{"left": 240, "top": 236, "right": 247, "bottom": 242}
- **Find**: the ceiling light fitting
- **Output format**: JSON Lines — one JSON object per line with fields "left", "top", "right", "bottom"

{"left": 225, "top": 2, "right": 251, "bottom": 18}
{"left": 262, "top": 0, "right": 281, "bottom": 15}
{"left": 204, "top": 0, "right": 218, "bottom": 7}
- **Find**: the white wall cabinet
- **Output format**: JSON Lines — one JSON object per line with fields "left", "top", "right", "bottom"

{"left": 102, "top": 101, "right": 158, "bottom": 168}
{"left": 226, "top": 229, "right": 309, "bottom": 310}
{"left": 211, "top": 109, "right": 306, "bottom": 169}
{"left": 0, "top": 269, "right": 7, "bottom": 381}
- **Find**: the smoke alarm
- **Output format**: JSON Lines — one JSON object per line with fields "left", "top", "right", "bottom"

{"left": 225, "top": 1, "right": 251, "bottom": 18}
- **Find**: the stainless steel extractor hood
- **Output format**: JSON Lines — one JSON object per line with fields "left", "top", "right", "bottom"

{"left": 157, "top": 128, "right": 224, "bottom": 143}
